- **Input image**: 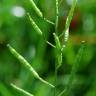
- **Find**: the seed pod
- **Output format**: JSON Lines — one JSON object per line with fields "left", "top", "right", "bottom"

{"left": 60, "top": 0, "right": 77, "bottom": 51}
{"left": 59, "top": 0, "right": 77, "bottom": 38}
{"left": 53, "top": 33, "right": 62, "bottom": 68}
{"left": 57, "top": 53, "right": 62, "bottom": 69}
{"left": 7, "top": 44, "right": 39, "bottom": 78}
{"left": 27, "top": 13, "right": 43, "bottom": 35}
{"left": 65, "top": 0, "right": 77, "bottom": 31}
{"left": 7, "top": 44, "right": 54, "bottom": 88}
{"left": 55, "top": 0, "right": 59, "bottom": 30}
{"left": 11, "top": 84, "right": 34, "bottom": 96}
{"left": 29, "top": 0, "right": 43, "bottom": 17}
{"left": 64, "top": 28, "right": 69, "bottom": 44}
{"left": 53, "top": 33, "right": 61, "bottom": 50}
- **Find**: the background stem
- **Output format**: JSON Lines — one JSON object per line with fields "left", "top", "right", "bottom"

{"left": 54, "top": 0, "right": 59, "bottom": 96}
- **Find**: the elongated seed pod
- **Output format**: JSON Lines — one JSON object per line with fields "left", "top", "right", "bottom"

{"left": 27, "top": 13, "right": 43, "bottom": 35}
{"left": 57, "top": 53, "right": 62, "bottom": 69}
{"left": 65, "top": 0, "right": 77, "bottom": 31}
{"left": 11, "top": 84, "right": 34, "bottom": 96}
{"left": 29, "top": 0, "right": 55, "bottom": 26}
{"left": 60, "top": 0, "right": 77, "bottom": 51}
{"left": 29, "top": 0, "right": 43, "bottom": 17}
{"left": 53, "top": 33, "right": 61, "bottom": 50}
{"left": 7, "top": 44, "right": 54, "bottom": 88}
{"left": 59, "top": 0, "right": 77, "bottom": 39}
{"left": 53, "top": 33, "right": 62, "bottom": 68}
{"left": 64, "top": 28, "right": 69, "bottom": 44}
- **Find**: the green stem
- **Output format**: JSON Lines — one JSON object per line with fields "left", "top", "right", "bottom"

{"left": 54, "top": 66, "right": 58, "bottom": 96}
{"left": 55, "top": 0, "right": 59, "bottom": 34}
{"left": 54, "top": 0, "right": 59, "bottom": 95}
{"left": 43, "top": 17, "right": 55, "bottom": 25}
{"left": 11, "top": 83, "right": 34, "bottom": 96}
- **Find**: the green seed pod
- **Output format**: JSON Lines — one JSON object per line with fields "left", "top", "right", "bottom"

{"left": 7, "top": 44, "right": 40, "bottom": 78}
{"left": 53, "top": 33, "right": 61, "bottom": 50}
{"left": 57, "top": 53, "right": 62, "bottom": 69}
{"left": 11, "top": 84, "right": 34, "bottom": 96}
{"left": 65, "top": 0, "right": 77, "bottom": 31}
{"left": 59, "top": 0, "right": 77, "bottom": 39}
{"left": 55, "top": 0, "right": 59, "bottom": 30}
{"left": 64, "top": 28, "right": 69, "bottom": 44}
{"left": 7, "top": 44, "right": 54, "bottom": 88}
{"left": 29, "top": 0, "right": 43, "bottom": 17}
{"left": 27, "top": 13, "right": 43, "bottom": 35}
{"left": 53, "top": 33, "right": 62, "bottom": 68}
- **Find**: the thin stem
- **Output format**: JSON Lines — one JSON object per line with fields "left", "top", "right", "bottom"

{"left": 59, "top": 0, "right": 63, "bottom": 7}
{"left": 55, "top": 0, "right": 59, "bottom": 34}
{"left": 54, "top": 0, "right": 59, "bottom": 96}
{"left": 43, "top": 17, "right": 55, "bottom": 25}
{"left": 46, "top": 41, "right": 56, "bottom": 48}
{"left": 54, "top": 64, "right": 58, "bottom": 96}
{"left": 11, "top": 83, "right": 34, "bottom": 96}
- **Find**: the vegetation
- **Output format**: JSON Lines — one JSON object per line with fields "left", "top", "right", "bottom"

{"left": 0, "top": 0, "right": 96, "bottom": 96}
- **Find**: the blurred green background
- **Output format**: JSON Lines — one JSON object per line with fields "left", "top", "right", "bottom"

{"left": 0, "top": 0, "right": 96, "bottom": 96}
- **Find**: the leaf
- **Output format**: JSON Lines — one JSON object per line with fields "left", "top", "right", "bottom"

{"left": 58, "top": 41, "right": 86, "bottom": 96}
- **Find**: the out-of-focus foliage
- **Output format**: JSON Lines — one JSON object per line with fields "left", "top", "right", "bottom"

{"left": 0, "top": 0, "right": 96, "bottom": 96}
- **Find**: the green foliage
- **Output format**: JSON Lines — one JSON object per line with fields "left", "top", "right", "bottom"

{"left": 0, "top": 0, "right": 96, "bottom": 96}
{"left": 58, "top": 41, "right": 86, "bottom": 96}
{"left": 7, "top": 0, "right": 77, "bottom": 95}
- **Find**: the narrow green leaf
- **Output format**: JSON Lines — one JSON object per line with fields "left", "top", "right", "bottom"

{"left": 27, "top": 13, "right": 43, "bottom": 35}
{"left": 11, "top": 83, "right": 34, "bottom": 96}
{"left": 7, "top": 44, "right": 55, "bottom": 88}
{"left": 29, "top": 0, "right": 43, "bottom": 17}
{"left": 58, "top": 41, "right": 86, "bottom": 96}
